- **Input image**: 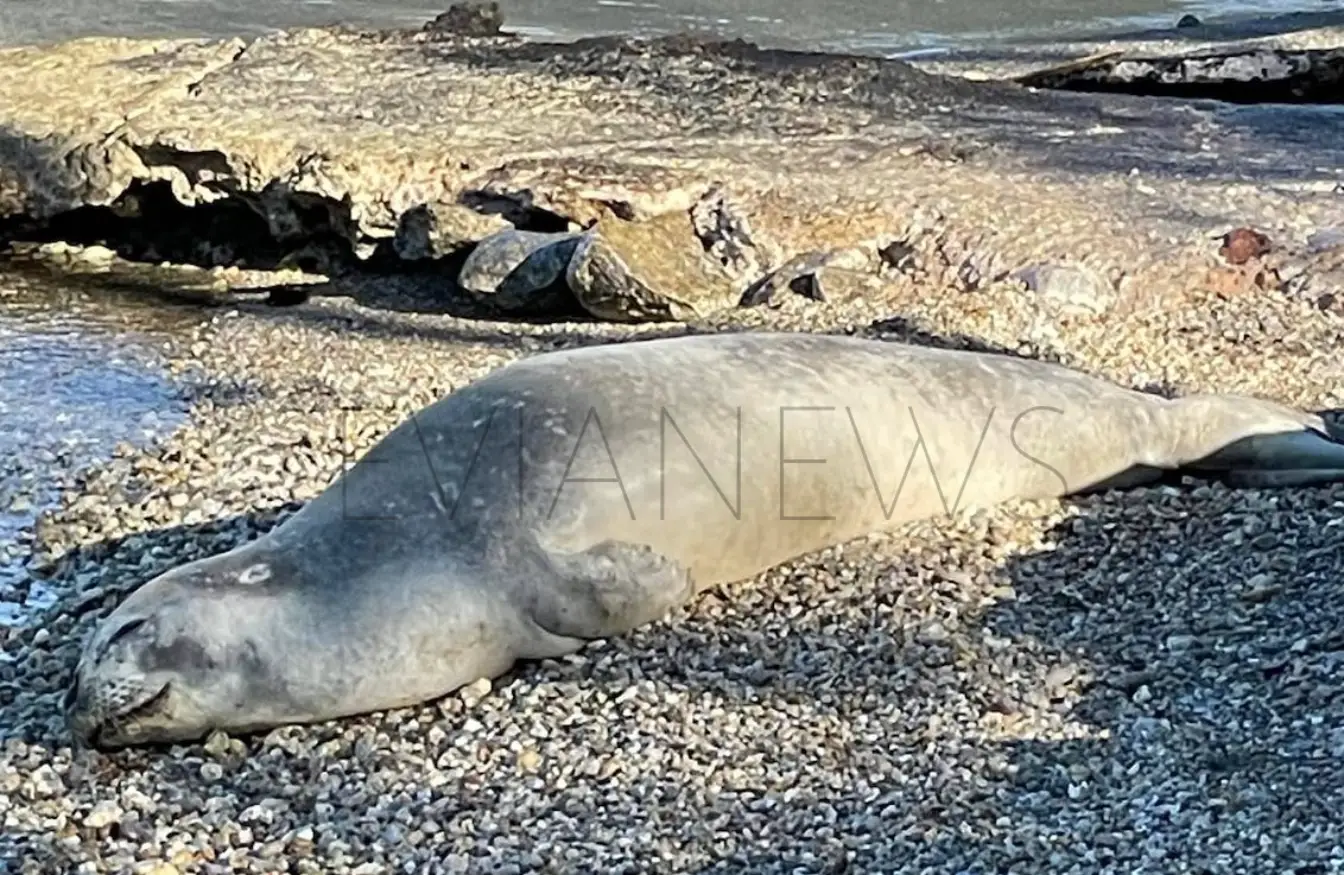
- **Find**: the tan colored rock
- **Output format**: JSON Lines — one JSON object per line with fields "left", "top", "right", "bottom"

{"left": 392, "top": 201, "right": 510, "bottom": 261}
{"left": 0, "top": 20, "right": 1341, "bottom": 323}
{"left": 565, "top": 210, "right": 738, "bottom": 322}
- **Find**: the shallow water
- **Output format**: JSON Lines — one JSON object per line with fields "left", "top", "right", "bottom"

{"left": 0, "top": 0, "right": 1333, "bottom": 55}
{"left": 0, "top": 266, "right": 196, "bottom": 628}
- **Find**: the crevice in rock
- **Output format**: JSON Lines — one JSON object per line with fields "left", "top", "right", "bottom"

{"left": 1017, "top": 47, "right": 1344, "bottom": 105}
{"left": 0, "top": 175, "right": 584, "bottom": 287}
{"left": 458, "top": 190, "right": 573, "bottom": 233}
{"left": 3, "top": 180, "right": 302, "bottom": 270}
{"left": 690, "top": 185, "right": 763, "bottom": 281}
{"left": 129, "top": 145, "right": 233, "bottom": 183}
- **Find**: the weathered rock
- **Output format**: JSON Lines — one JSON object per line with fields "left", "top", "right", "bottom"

{"left": 1278, "top": 231, "right": 1344, "bottom": 312}
{"left": 689, "top": 185, "right": 768, "bottom": 281}
{"left": 1010, "top": 262, "right": 1116, "bottom": 315}
{"left": 741, "top": 248, "right": 873, "bottom": 307}
{"left": 0, "top": 17, "right": 1342, "bottom": 324}
{"left": 565, "top": 211, "right": 738, "bottom": 322}
{"left": 1016, "top": 42, "right": 1344, "bottom": 103}
{"left": 424, "top": 2, "right": 505, "bottom": 38}
{"left": 457, "top": 228, "right": 582, "bottom": 312}
{"left": 1307, "top": 227, "right": 1344, "bottom": 253}
{"left": 391, "top": 202, "right": 510, "bottom": 261}
{"left": 1220, "top": 227, "right": 1273, "bottom": 265}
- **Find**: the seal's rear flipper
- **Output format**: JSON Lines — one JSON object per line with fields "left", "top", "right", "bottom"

{"left": 1188, "top": 428, "right": 1344, "bottom": 475}
{"left": 528, "top": 540, "right": 696, "bottom": 641}
{"left": 1222, "top": 468, "right": 1344, "bottom": 488}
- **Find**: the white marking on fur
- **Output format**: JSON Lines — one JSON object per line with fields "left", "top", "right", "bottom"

{"left": 238, "top": 564, "right": 272, "bottom": 585}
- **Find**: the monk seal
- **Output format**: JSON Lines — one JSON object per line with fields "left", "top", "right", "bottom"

{"left": 64, "top": 331, "right": 1344, "bottom": 748}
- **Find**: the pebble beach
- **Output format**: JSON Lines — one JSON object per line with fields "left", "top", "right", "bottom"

{"left": 2, "top": 242, "right": 1343, "bottom": 873}
{"left": 2, "top": 4, "right": 1344, "bottom": 871}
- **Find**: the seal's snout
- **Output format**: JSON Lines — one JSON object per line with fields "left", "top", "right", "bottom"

{"left": 62, "top": 606, "right": 171, "bottom": 749}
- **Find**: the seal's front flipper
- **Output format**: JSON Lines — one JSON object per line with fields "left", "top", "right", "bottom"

{"left": 529, "top": 540, "right": 696, "bottom": 641}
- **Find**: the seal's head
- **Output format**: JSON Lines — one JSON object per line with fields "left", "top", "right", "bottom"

{"left": 65, "top": 549, "right": 298, "bottom": 749}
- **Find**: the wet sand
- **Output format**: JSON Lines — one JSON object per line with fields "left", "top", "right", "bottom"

{"left": 0, "top": 261, "right": 195, "bottom": 628}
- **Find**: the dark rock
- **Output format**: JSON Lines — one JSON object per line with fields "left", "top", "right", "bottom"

{"left": 424, "top": 2, "right": 504, "bottom": 37}
{"left": 457, "top": 228, "right": 583, "bottom": 313}
{"left": 741, "top": 249, "right": 872, "bottom": 307}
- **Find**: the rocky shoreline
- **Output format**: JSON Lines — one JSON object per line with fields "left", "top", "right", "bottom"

{"left": 2, "top": 7, "right": 1344, "bottom": 874}
{"left": 2, "top": 8, "right": 1343, "bottom": 323}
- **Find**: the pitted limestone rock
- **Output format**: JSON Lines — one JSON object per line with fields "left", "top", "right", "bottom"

{"left": 565, "top": 210, "right": 739, "bottom": 322}
{"left": 392, "top": 202, "right": 511, "bottom": 262}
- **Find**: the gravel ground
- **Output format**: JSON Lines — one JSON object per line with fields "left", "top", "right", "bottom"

{"left": 2, "top": 258, "right": 1344, "bottom": 874}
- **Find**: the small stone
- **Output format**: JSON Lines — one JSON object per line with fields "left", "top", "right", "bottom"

{"left": 459, "top": 676, "right": 492, "bottom": 706}
{"left": 84, "top": 800, "right": 122, "bottom": 829}
{"left": 517, "top": 748, "right": 542, "bottom": 773}
{"left": 133, "top": 864, "right": 179, "bottom": 875}
{"left": 1250, "top": 532, "right": 1278, "bottom": 550}
{"left": 76, "top": 244, "right": 118, "bottom": 264}
{"left": 203, "top": 729, "right": 232, "bottom": 757}
{"left": 1307, "top": 227, "right": 1344, "bottom": 253}
{"left": 1219, "top": 227, "right": 1272, "bottom": 265}
{"left": 917, "top": 622, "right": 949, "bottom": 644}
{"left": 1241, "top": 580, "right": 1283, "bottom": 603}
{"left": 1165, "top": 634, "right": 1194, "bottom": 652}
{"left": 199, "top": 762, "right": 224, "bottom": 782}
{"left": 26, "top": 764, "right": 63, "bottom": 798}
